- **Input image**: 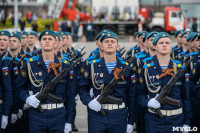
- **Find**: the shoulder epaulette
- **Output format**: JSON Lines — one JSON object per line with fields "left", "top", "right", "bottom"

{"left": 89, "top": 58, "right": 101, "bottom": 64}
{"left": 188, "top": 51, "right": 199, "bottom": 56}
{"left": 143, "top": 62, "right": 154, "bottom": 68}
{"left": 135, "top": 51, "right": 143, "bottom": 56}
{"left": 29, "top": 56, "right": 39, "bottom": 62}
{"left": 86, "top": 54, "right": 97, "bottom": 61}
{"left": 136, "top": 54, "right": 146, "bottom": 59}
{"left": 173, "top": 59, "right": 181, "bottom": 64}
{"left": 91, "top": 49, "right": 99, "bottom": 54}
{"left": 61, "top": 58, "right": 70, "bottom": 65}
{"left": 130, "top": 47, "right": 138, "bottom": 50}
{"left": 177, "top": 51, "right": 186, "bottom": 56}
{"left": 15, "top": 57, "right": 20, "bottom": 61}
{"left": 117, "top": 57, "right": 123, "bottom": 61}
{"left": 121, "top": 60, "right": 129, "bottom": 65}
{"left": 26, "top": 52, "right": 32, "bottom": 56}
{"left": 116, "top": 52, "right": 120, "bottom": 56}
{"left": 176, "top": 63, "right": 185, "bottom": 68}
{"left": 3, "top": 56, "right": 12, "bottom": 60}
{"left": 142, "top": 56, "right": 153, "bottom": 62}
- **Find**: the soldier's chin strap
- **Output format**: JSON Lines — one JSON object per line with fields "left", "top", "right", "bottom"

{"left": 91, "top": 63, "right": 104, "bottom": 91}
{"left": 27, "top": 62, "right": 44, "bottom": 88}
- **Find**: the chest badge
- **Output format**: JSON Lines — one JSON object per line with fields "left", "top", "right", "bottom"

{"left": 38, "top": 71, "right": 42, "bottom": 76}
{"left": 100, "top": 73, "right": 103, "bottom": 77}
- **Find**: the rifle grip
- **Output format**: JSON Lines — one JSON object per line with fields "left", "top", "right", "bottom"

{"left": 100, "top": 107, "right": 106, "bottom": 116}
{"left": 38, "top": 104, "right": 44, "bottom": 113}
{"left": 156, "top": 109, "right": 164, "bottom": 118}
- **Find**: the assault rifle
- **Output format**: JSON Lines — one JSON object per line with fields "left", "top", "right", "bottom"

{"left": 151, "top": 56, "right": 192, "bottom": 117}
{"left": 97, "top": 56, "right": 135, "bottom": 116}
{"left": 0, "top": 50, "right": 7, "bottom": 60}
{"left": 13, "top": 53, "right": 28, "bottom": 67}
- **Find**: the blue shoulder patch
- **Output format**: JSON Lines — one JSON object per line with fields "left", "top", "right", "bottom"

{"left": 142, "top": 56, "right": 153, "bottom": 62}
{"left": 29, "top": 56, "right": 39, "bottom": 62}
{"left": 15, "top": 57, "right": 20, "bottom": 61}
{"left": 135, "top": 51, "right": 143, "bottom": 56}
{"left": 130, "top": 47, "right": 138, "bottom": 50}
{"left": 89, "top": 58, "right": 101, "bottom": 64}
{"left": 61, "top": 58, "right": 70, "bottom": 65}
{"left": 86, "top": 54, "right": 97, "bottom": 61}
{"left": 173, "top": 59, "right": 181, "bottom": 64}
{"left": 91, "top": 49, "right": 99, "bottom": 54}
{"left": 136, "top": 54, "right": 146, "bottom": 59}
{"left": 177, "top": 51, "right": 186, "bottom": 56}
{"left": 176, "top": 63, "right": 185, "bottom": 68}
{"left": 117, "top": 57, "right": 123, "bottom": 61}
{"left": 143, "top": 62, "right": 154, "bottom": 68}
{"left": 121, "top": 60, "right": 129, "bottom": 65}
{"left": 3, "top": 56, "right": 12, "bottom": 60}
{"left": 116, "top": 52, "right": 120, "bottom": 56}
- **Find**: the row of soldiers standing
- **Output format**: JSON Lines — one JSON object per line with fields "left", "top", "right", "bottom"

{"left": 0, "top": 27, "right": 200, "bottom": 133}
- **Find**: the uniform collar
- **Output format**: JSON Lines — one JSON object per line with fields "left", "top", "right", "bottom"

{"left": 152, "top": 56, "right": 173, "bottom": 71}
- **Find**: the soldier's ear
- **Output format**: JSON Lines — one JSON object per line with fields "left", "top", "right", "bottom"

{"left": 100, "top": 43, "right": 104, "bottom": 51}
{"left": 117, "top": 43, "right": 120, "bottom": 50}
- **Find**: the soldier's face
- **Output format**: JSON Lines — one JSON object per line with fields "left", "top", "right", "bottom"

{"left": 156, "top": 38, "right": 172, "bottom": 55}
{"left": 9, "top": 37, "right": 20, "bottom": 51}
{"left": 194, "top": 38, "right": 200, "bottom": 51}
{"left": 59, "top": 39, "right": 63, "bottom": 49}
{"left": 101, "top": 38, "right": 119, "bottom": 53}
{"left": 62, "top": 35, "right": 68, "bottom": 46}
{"left": 148, "top": 37, "right": 156, "bottom": 51}
{"left": 176, "top": 33, "right": 182, "bottom": 44}
{"left": 28, "top": 35, "right": 36, "bottom": 45}
{"left": 0, "top": 35, "right": 10, "bottom": 50}
{"left": 182, "top": 34, "right": 188, "bottom": 45}
{"left": 40, "top": 35, "right": 56, "bottom": 52}
{"left": 21, "top": 35, "right": 28, "bottom": 46}
{"left": 67, "top": 35, "right": 72, "bottom": 46}
{"left": 138, "top": 36, "right": 144, "bottom": 44}
{"left": 189, "top": 39, "right": 195, "bottom": 51}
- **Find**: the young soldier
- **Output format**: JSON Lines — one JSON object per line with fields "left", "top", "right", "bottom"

{"left": 138, "top": 32, "right": 191, "bottom": 133}
{"left": 79, "top": 32, "right": 136, "bottom": 133}
{"left": 18, "top": 30, "right": 75, "bottom": 133}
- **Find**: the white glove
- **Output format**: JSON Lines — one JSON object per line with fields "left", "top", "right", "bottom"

{"left": 182, "top": 124, "right": 190, "bottom": 133}
{"left": 147, "top": 97, "right": 160, "bottom": 109}
{"left": 17, "top": 109, "right": 23, "bottom": 118}
{"left": 88, "top": 95, "right": 101, "bottom": 112}
{"left": 89, "top": 88, "right": 94, "bottom": 98}
{"left": 1, "top": 115, "right": 8, "bottom": 129}
{"left": 64, "top": 123, "right": 72, "bottom": 133}
{"left": 11, "top": 114, "right": 18, "bottom": 124}
{"left": 25, "top": 92, "right": 40, "bottom": 108}
{"left": 75, "top": 95, "right": 79, "bottom": 101}
{"left": 126, "top": 124, "right": 134, "bottom": 133}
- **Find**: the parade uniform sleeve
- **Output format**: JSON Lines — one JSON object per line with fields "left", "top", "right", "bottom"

{"left": 17, "top": 63, "right": 30, "bottom": 103}
{"left": 137, "top": 68, "right": 150, "bottom": 107}
{"left": 1, "top": 62, "right": 13, "bottom": 116}
{"left": 180, "top": 69, "right": 192, "bottom": 126}
{"left": 65, "top": 64, "right": 76, "bottom": 124}
{"left": 127, "top": 67, "right": 136, "bottom": 125}
{"left": 79, "top": 64, "right": 93, "bottom": 106}
{"left": 189, "top": 63, "right": 200, "bottom": 96}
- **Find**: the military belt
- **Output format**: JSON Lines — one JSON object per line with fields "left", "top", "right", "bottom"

{"left": 0, "top": 99, "right": 2, "bottom": 104}
{"left": 102, "top": 102, "right": 125, "bottom": 110}
{"left": 148, "top": 108, "right": 182, "bottom": 116}
{"left": 41, "top": 103, "right": 64, "bottom": 110}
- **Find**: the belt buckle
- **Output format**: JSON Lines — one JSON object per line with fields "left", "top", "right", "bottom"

{"left": 108, "top": 104, "right": 113, "bottom": 110}
{"left": 47, "top": 104, "right": 52, "bottom": 110}
{"left": 166, "top": 110, "right": 171, "bottom": 116}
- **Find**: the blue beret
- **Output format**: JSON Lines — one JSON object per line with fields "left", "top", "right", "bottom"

{"left": 13, "top": 31, "right": 23, "bottom": 37}
{"left": 28, "top": 31, "right": 37, "bottom": 36}
{"left": 54, "top": 31, "right": 61, "bottom": 41}
{"left": 146, "top": 32, "right": 159, "bottom": 39}
{"left": 0, "top": 30, "right": 11, "bottom": 38}
{"left": 60, "top": 32, "right": 68, "bottom": 37}
{"left": 59, "top": 32, "right": 63, "bottom": 38}
{"left": 175, "top": 30, "right": 183, "bottom": 38}
{"left": 186, "top": 32, "right": 197, "bottom": 42}
{"left": 95, "top": 29, "right": 110, "bottom": 40}
{"left": 66, "top": 32, "right": 72, "bottom": 37}
{"left": 138, "top": 31, "right": 148, "bottom": 38}
{"left": 135, "top": 32, "right": 140, "bottom": 37}
{"left": 180, "top": 31, "right": 190, "bottom": 38}
{"left": 10, "top": 32, "right": 21, "bottom": 42}
{"left": 152, "top": 32, "right": 171, "bottom": 45}
{"left": 142, "top": 33, "right": 148, "bottom": 43}
{"left": 38, "top": 30, "right": 56, "bottom": 41}
{"left": 21, "top": 31, "right": 28, "bottom": 36}
{"left": 100, "top": 32, "right": 118, "bottom": 43}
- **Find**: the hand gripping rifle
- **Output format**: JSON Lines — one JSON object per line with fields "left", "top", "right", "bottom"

{"left": 96, "top": 56, "right": 135, "bottom": 116}
{"left": 24, "top": 52, "right": 86, "bottom": 112}
{"left": 151, "top": 56, "right": 193, "bottom": 117}
{"left": 0, "top": 50, "right": 7, "bottom": 60}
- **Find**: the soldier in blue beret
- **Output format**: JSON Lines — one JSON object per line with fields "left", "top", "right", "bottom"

{"left": 17, "top": 30, "right": 76, "bottom": 133}
{"left": 138, "top": 32, "right": 191, "bottom": 133}
{"left": 66, "top": 32, "right": 75, "bottom": 54}
{"left": 0, "top": 30, "right": 13, "bottom": 132}
{"left": 79, "top": 31, "right": 136, "bottom": 133}
{"left": 27, "top": 31, "right": 38, "bottom": 56}
{"left": 20, "top": 31, "right": 32, "bottom": 57}
{"left": 173, "top": 30, "right": 184, "bottom": 50}
{"left": 61, "top": 32, "right": 69, "bottom": 55}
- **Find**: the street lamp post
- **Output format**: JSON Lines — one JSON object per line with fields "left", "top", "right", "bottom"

{"left": 14, "top": 0, "right": 18, "bottom": 31}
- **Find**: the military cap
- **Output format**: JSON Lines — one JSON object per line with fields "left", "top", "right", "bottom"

{"left": 38, "top": 30, "right": 56, "bottom": 41}
{"left": 180, "top": 31, "right": 190, "bottom": 38}
{"left": 146, "top": 31, "right": 158, "bottom": 40}
{"left": 186, "top": 32, "right": 197, "bottom": 42}
{"left": 191, "top": 33, "right": 199, "bottom": 41}
{"left": 10, "top": 32, "right": 21, "bottom": 42}
{"left": 95, "top": 29, "right": 110, "bottom": 41}
{"left": 135, "top": 32, "right": 140, "bottom": 37}
{"left": 28, "top": 31, "right": 37, "bottom": 36}
{"left": 54, "top": 31, "right": 61, "bottom": 41}
{"left": 60, "top": 32, "right": 68, "bottom": 37}
{"left": 13, "top": 31, "right": 23, "bottom": 37}
{"left": 142, "top": 33, "right": 149, "bottom": 43}
{"left": 138, "top": 31, "right": 148, "bottom": 38}
{"left": 152, "top": 32, "right": 171, "bottom": 45}
{"left": 174, "top": 30, "right": 183, "bottom": 38}
{"left": 66, "top": 32, "right": 72, "bottom": 37}
{"left": 21, "top": 31, "right": 29, "bottom": 36}
{"left": 0, "top": 30, "right": 11, "bottom": 38}
{"left": 59, "top": 32, "right": 63, "bottom": 38}
{"left": 100, "top": 31, "right": 118, "bottom": 43}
